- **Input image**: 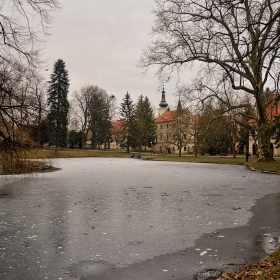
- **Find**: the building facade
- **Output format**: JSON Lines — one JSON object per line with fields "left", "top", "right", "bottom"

{"left": 154, "top": 87, "right": 196, "bottom": 154}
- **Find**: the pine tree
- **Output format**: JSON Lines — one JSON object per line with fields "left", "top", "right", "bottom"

{"left": 47, "top": 59, "right": 70, "bottom": 154}
{"left": 142, "top": 96, "right": 157, "bottom": 150}
{"left": 119, "top": 92, "right": 134, "bottom": 152}
{"left": 131, "top": 95, "right": 156, "bottom": 152}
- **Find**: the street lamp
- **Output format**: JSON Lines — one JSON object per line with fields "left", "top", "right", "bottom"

{"left": 151, "top": 141, "right": 153, "bottom": 155}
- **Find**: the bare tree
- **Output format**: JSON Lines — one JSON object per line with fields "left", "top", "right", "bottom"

{"left": 73, "top": 85, "right": 116, "bottom": 149}
{"left": 0, "top": 62, "right": 38, "bottom": 172}
{"left": 0, "top": 1, "right": 59, "bottom": 172}
{"left": 168, "top": 101, "right": 193, "bottom": 156}
{"left": 0, "top": 0, "right": 59, "bottom": 69}
{"left": 73, "top": 86, "right": 92, "bottom": 149}
{"left": 140, "top": 0, "right": 280, "bottom": 161}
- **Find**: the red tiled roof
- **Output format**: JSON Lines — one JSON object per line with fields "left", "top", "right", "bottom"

{"left": 156, "top": 110, "right": 200, "bottom": 123}
{"left": 155, "top": 110, "right": 177, "bottom": 123}
{"left": 111, "top": 120, "right": 125, "bottom": 130}
{"left": 248, "top": 95, "right": 279, "bottom": 123}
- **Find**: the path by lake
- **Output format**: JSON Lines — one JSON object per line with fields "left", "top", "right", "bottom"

{"left": 0, "top": 158, "right": 279, "bottom": 279}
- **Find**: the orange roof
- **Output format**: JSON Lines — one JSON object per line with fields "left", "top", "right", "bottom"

{"left": 155, "top": 110, "right": 177, "bottom": 123}
{"left": 156, "top": 110, "right": 200, "bottom": 123}
{"left": 248, "top": 95, "right": 279, "bottom": 123}
{"left": 111, "top": 120, "right": 125, "bottom": 130}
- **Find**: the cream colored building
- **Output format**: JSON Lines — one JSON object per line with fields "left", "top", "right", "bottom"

{"left": 154, "top": 87, "right": 196, "bottom": 154}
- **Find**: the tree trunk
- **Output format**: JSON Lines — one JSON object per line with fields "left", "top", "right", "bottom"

{"left": 231, "top": 139, "right": 236, "bottom": 158}
{"left": 82, "top": 133, "right": 86, "bottom": 149}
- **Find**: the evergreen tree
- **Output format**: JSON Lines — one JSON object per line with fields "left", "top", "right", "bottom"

{"left": 47, "top": 59, "right": 70, "bottom": 153}
{"left": 68, "top": 130, "right": 83, "bottom": 149}
{"left": 119, "top": 92, "right": 134, "bottom": 152}
{"left": 131, "top": 95, "right": 156, "bottom": 152}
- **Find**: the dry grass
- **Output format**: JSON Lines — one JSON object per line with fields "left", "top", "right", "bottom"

{"left": 25, "top": 148, "right": 280, "bottom": 174}
{"left": 217, "top": 246, "right": 280, "bottom": 280}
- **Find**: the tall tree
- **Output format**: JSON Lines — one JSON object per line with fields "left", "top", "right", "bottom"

{"left": 119, "top": 92, "right": 134, "bottom": 152}
{"left": 29, "top": 74, "right": 49, "bottom": 147}
{"left": 72, "top": 85, "right": 115, "bottom": 149}
{"left": 73, "top": 86, "right": 94, "bottom": 149}
{"left": 47, "top": 59, "right": 69, "bottom": 154}
{"left": 88, "top": 86, "right": 114, "bottom": 149}
{"left": 140, "top": 0, "right": 280, "bottom": 161}
{"left": 131, "top": 95, "right": 157, "bottom": 152}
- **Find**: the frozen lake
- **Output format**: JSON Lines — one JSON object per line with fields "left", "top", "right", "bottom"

{"left": 0, "top": 158, "right": 279, "bottom": 279}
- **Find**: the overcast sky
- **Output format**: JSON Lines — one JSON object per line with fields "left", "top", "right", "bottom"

{"left": 42, "top": 0, "right": 195, "bottom": 112}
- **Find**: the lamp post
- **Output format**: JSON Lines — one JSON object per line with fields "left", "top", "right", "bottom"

{"left": 151, "top": 141, "right": 153, "bottom": 155}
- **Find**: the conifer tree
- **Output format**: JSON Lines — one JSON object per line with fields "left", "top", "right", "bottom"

{"left": 119, "top": 92, "right": 134, "bottom": 152}
{"left": 47, "top": 59, "right": 69, "bottom": 153}
{"left": 131, "top": 95, "right": 156, "bottom": 152}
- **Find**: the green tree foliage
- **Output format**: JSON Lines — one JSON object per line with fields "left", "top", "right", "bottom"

{"left": 47, "top": 59, "right": 69, "bottom": 153}
{"left": 68, "top": 130, "right": 82, "bottom": 148}
{"left": 131, "top": 95, "right": 156, "bottom": 152}
{"left": 119, "top": 92, "right": 134, "bottom": 152}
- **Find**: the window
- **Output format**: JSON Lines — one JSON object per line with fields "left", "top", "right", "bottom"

{"left": 184, "top": 146, "right": 187, "bottom": 151}
{"left": 184, "top": 134, "right": 187, "bottom": 140}
{"left": 166, "top": 124, "right": 169, "bottom": 129}
{"left": 160, "top": 124, "right": 162, "bottom": 129}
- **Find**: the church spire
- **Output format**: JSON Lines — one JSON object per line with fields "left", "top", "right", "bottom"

{"left": 159, "top": 86, "right": 168, "bottom": 108}
{"left": 176, "top": 99, "right": 183, "bottom": 117}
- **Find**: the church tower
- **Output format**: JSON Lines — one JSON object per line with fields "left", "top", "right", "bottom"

{"left": 158, "top": 86, "right": 169, "bottom": 116}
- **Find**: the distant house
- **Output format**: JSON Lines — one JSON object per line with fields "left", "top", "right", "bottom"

{"left": 110, "top": 120, "right": 124, "bottom": 149}
{"left": 85, "top": 120, "right": 124, "bottom": 150}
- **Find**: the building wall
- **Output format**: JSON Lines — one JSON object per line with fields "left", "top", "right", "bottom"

{"left": 154, "top": 121, "right": 195, "bottom": 154}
